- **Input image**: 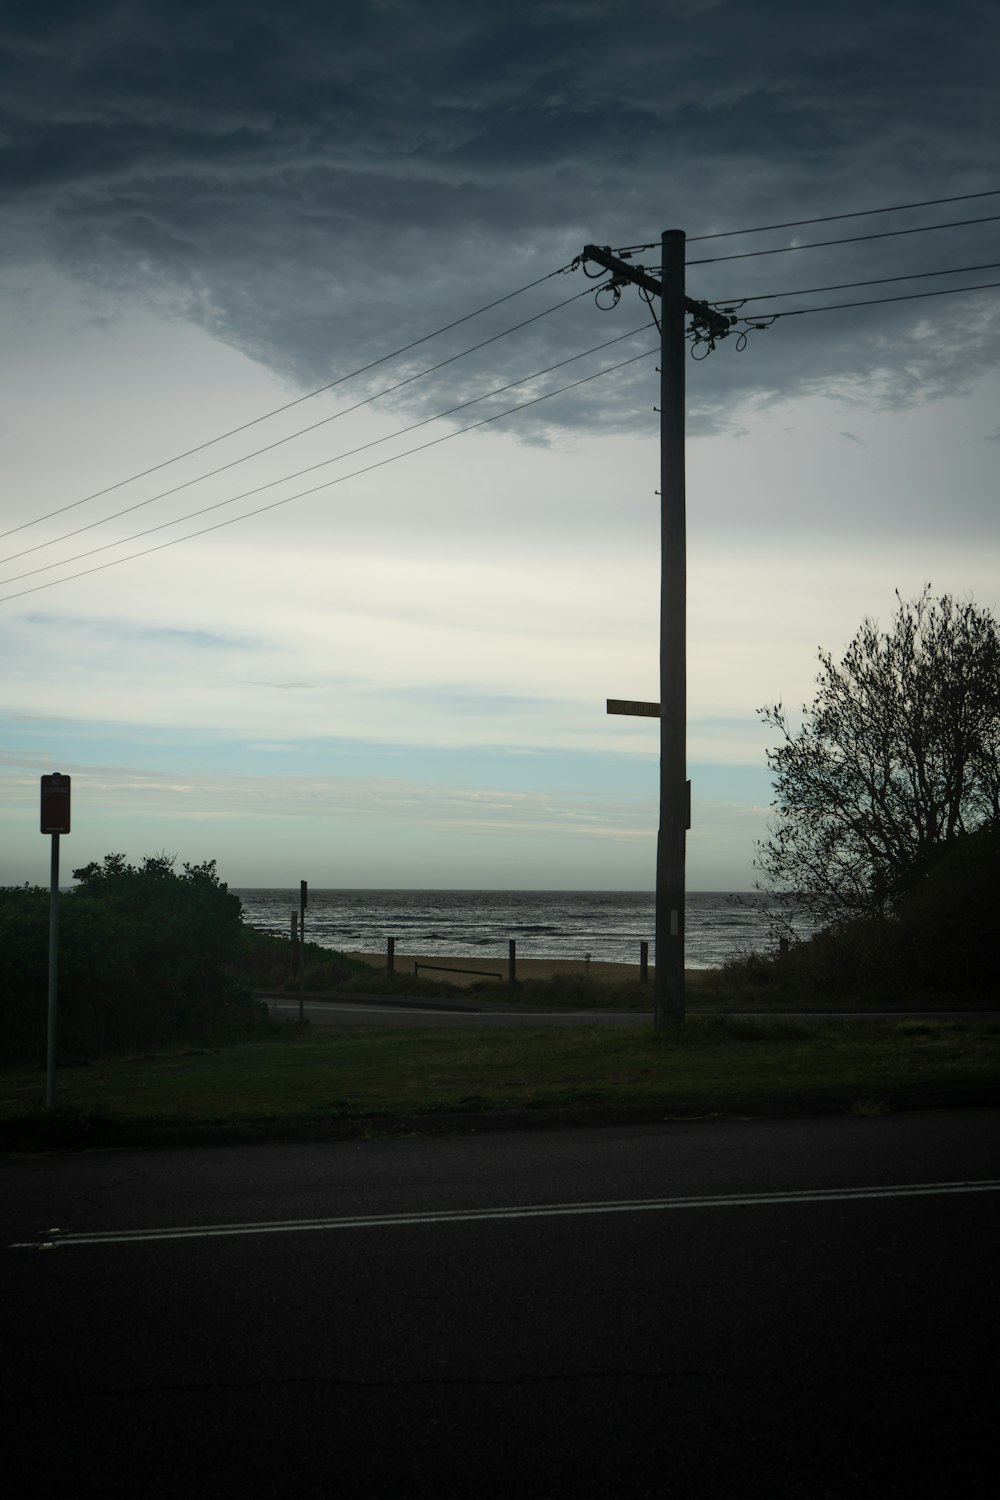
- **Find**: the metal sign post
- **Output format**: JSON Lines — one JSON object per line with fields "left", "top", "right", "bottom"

{"left": 40, "top": 773, "right": 70, "bottom": 1109}
{"left": 298, "top": 881, "right": 308, "bottom": 1020}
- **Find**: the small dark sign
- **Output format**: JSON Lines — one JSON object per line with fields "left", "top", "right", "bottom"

{"left": 606, "top": 698, "right": 661, "bottom": 718}
{"left": 40, "top": 773, "right": 71, "bottom": 834}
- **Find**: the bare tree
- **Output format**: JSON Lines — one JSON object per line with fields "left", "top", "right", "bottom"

{"left": 756, "top": 587, "right": 1000, "bottom": 928}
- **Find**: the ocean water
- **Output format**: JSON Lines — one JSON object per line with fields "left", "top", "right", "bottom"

{"left": 233, "top": 889, "right": 777, "bottom": 970}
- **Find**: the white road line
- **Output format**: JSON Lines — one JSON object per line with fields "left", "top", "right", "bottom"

{"left": 10, "top": 1180, "right": 1000, "bottom": 1250}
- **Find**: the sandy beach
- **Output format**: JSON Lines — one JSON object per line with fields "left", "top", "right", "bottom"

{"left": 344, "top": 951, "right": 716, "bottom": 988}
{"left": 346, "top": 950, "right": 644, "bottom": 985}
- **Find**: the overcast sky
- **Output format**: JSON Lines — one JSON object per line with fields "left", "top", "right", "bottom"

{"left": 2, "top": 0, "right": 998, "bottom": 893}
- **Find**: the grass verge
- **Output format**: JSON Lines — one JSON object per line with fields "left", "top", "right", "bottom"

{"left": 2, "top": 1016, "right": 998, "bottom": 1150}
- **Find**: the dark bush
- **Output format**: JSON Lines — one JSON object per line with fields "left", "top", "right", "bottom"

{"left": 0, "top": 884, "right": 52, "bottom": 1057}
{"left": 891, "top": 821, "right": 1000, "bottom": 991}
{"left": 0, "top": 854, "right": 273, "bottom": 1061}
{"left": 230, "top": 928, "right": 361, "bottom": 992}
{"left": 726, "top": 822, "right": 999, "bottom": 999}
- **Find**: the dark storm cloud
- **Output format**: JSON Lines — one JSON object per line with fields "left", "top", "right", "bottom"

{"left": 2, "top": 0, "right": 998, "bottom": 433}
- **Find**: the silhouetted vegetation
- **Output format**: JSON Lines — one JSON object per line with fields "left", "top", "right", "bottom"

{"left": 727, "top": 822, "right": 999, "bottom": 1000}
{"left": 757, "top": 588, "right": 1000, "bottom": 929}
{"left": 229, "top": 929, "right": 363, "bottom": 993}
{"left": 0, "top": 854, "right": 278, "bottom": 1061}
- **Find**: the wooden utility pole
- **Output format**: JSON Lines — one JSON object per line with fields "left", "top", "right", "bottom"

{"left": 659, "top": 228, "right": 687, "bottom": 1024}
{"left": 583, "top": 233, "right": 731, "bottom": 1026}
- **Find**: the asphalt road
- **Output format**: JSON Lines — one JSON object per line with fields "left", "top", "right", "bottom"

{"left": 4, "top": 1111, "right": 999, "bottom": 1497}
{"left": 268, "top": 996, "right": 999, "bottom": 1026}
{"left": 271, "top": 996, "right": 648, "bottom": 1025}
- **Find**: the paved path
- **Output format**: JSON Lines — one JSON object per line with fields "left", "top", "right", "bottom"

{"left": 269, "top": 996, "right": 648, "bottom": 1026}
{"left": 267, "top": 995, "right": 1000, "bottom": 1027}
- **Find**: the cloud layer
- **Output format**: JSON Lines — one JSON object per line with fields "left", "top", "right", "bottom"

{"left": 2, "top": 2, "right": 998, "bottom": 890}
{"left": 3, "top": 0, "right": 998, "bottom": 433}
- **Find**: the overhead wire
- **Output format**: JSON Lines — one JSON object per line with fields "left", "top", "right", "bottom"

{"left": 0, "top": 323, "right": 652, "bottom": 588}
{"left": 10, "top": 190, "right": 997, "bottom": 536}
{"left": 9, "top": 264, "right": 997, "bottom": 595}
{"left": 612, "top": 186, "right": 1000, "bottom": 252}
{"left": 0, "top": 259, "right": 580, "bottom": 543}
{"left": 0, "top": 346, "right": 657, "bottom": 605}
{"left": 1, "top": 281, "right": 602, "bottom": 567}
{"left": 729, "top": 279, "right": 1000, "bottom": 324}
{"left": 710, "top": 260, "right": 1000, "bottom": 307}
{"left": 690, "top": 188, "right": 1000, "bottom": 242}
{"left": 7, "top": 187, "right": 1000, "bottom": 603}
{"left": 686, "top": 214, "right": 1000, "bottom": 266}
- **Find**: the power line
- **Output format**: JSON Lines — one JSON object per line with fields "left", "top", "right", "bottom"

{"left": 735, "top": 279, "right": 1000, "bottom": 324}
{"left": 0, "top": 347, "right": 656, "bottom": 605}
{"left": 612, "top": 187, "right": 1000, "bottom": 252}
{"left": 686, "top": 214, "right": 1000, "bottom": 267}
{"left": 690, "top": 189, "right": 1000, "bottom": 241}
{"left": 1, "top": 283, "right": 600, "bottom": 567}
{"left": 9, "top": 193, "right": 998, "bottom": 599}
{"left": 712, "top": 260, "right": 1000, "bottom": 308}
{"left": 13, "top": 271, "right": 996, "bottom": 592}
{"left": 613, "top": 217, "right": 1000, "bottom": 275}
{"left": 0, "top": 261, "right": 579, "bottom": 544}
{"left": 1, "top": 324, "right": 652, "bottom": 585}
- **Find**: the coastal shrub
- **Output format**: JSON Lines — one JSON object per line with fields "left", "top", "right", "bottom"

{"left": 724, "top": 822, "right": 999, "bottom": 998}
{"left": 0, "top": 884, "right": 51, "bottom": 1057}
{"left": 890, "top": 821, "right": 1000, "bottom": 990}
{"left": 231, "top": 929, "right": 363, "bottom": 992}
{"left": 0, "top": 855, "right": 274, "bottom": 1061}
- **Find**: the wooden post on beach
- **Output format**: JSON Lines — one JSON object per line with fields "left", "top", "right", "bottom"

{"left": 509, "top": 939, "right": 516, "bottom": 986}
{"left": 387, "top": 936, "right": 395, "bottom": 975}
{"left": 640, "top": 940, "right": 649, "bottom": 984}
